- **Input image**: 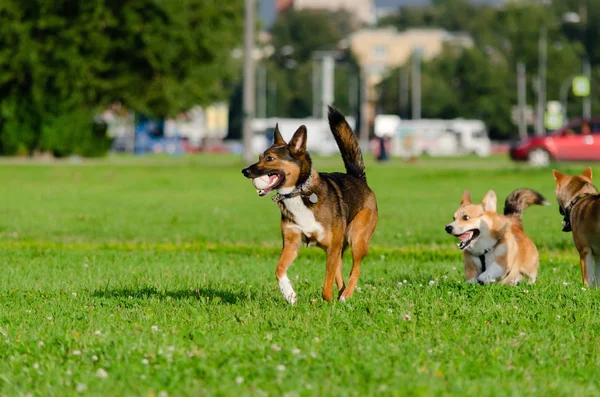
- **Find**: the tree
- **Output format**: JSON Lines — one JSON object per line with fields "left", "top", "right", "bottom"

{"left": 0, "top": 0, "right": 243, "bottom": 155}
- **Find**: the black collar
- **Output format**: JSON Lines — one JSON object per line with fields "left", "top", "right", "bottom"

{"left": 272, "top": 171, "right": 314, "bottom": 203}
{"left": 561, "top": 193, "right": 595, "bottom": 232}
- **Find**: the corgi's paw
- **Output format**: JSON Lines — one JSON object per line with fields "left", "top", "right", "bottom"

{"left": 477, "top": 273, "right": 497, "bottom": 285}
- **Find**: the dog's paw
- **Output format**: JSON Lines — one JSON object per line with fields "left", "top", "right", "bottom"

{"left": 477, "top": 274, "right": 496, "bottom": 285}
{"left": 284, "top": 292, "right": 297, "bottom": 305}
{"left": 338, "top": 296, "right": 346, "bottom": 303}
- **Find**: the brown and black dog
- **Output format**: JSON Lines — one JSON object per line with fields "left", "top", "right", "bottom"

{"left": 445, "top": 189, "right": 547, "bottom": 285}
{"left": 553, "top": 167, "right": 600, "bottom": 286}
{"left": 241, "top": 106, "right": 378, "bottom": 304}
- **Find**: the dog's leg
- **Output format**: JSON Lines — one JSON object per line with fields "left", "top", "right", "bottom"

{"left": 340, "top": 208, "right": 378, "bottom": 301}
{"left": 322, "top": 245, "right": 343, "bottom": 302}
{"left": 335, "top": 263, "right": 346, "bottom": 296}
{"left": 594, "top": 254, "right": 600, "bottom": 288}
{"left": 477, "top": 262, "right": 505, "bottom": 285}
{"left": 275, "top": 227, "right": 302, "bottom": 305}
{"left": 579, "top": 252, "right": 595, "bottom": 286}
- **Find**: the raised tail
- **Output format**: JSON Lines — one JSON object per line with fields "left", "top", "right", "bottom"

{"left": 503, "top": 188, "right": 549, "bottom": 217}
{"left": 327, "top": 106, "right": 366, "bottom": 182}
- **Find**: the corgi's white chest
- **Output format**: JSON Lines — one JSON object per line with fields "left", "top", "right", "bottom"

{"left": 468, "top": 235, "right": 497, "bottom": 257}
{"left": 280, "top": 194, "right": 324, "bottom": 241}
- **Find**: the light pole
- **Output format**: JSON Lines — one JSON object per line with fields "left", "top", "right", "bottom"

{"left": 535, "top": 27, "right": 547, "bottom": 136}
{"left": 242, "top": 0, "right": 255, "bottom": 164}
{"left": 411, "top": 47, "right": 422, "bottom": 120}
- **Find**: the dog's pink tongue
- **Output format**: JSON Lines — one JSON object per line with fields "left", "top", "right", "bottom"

{"left": 268, "top": 174, "right": 279, "bottom": 186}
{"left": 457, "top": 231, "right": 473, "bottom": 242}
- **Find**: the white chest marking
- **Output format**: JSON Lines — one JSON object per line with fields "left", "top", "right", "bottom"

{"left": 279, "top": 188, "right": 324, "bottom": 241}
{"left": 467, "top": 235, "right": 497, "bottom": 257}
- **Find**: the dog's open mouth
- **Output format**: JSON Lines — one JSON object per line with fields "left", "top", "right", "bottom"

{"left": 454, "top": 229, "right": 480, "bottom": 250}
{"left": 254, "top": 173, "right": 284, "bottom": 197}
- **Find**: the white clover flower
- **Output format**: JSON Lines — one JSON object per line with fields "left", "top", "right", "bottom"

{"left": 95, "top": 368, "right": 109, "bottom": 379}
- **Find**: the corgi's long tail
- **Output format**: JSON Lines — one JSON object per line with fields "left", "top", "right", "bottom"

{"left": 504, "top": 188, "right": 549, "bottom": 217}
{"left": 327, "top": 106, "right": 366, "bottom": 182}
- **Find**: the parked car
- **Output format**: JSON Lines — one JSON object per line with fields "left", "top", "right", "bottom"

{"left": 510, "top": 118, "right": 600, "bottom": 166}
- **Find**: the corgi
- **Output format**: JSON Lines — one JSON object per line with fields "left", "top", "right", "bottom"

{"left": 445, "top": 189, "right": 548, "bottom": 285}
{"left": 553, "top": 167, "right": 600, "bottom": 286}
{"left": 241, "top": 106, "right": 378, "bottom": 304}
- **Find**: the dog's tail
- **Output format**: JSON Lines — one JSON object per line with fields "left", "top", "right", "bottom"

{"left": 504, "top": 188, "right": 549, "bottom": 218}
{"left": 327, "top": 106, "right": 366, "bottom": 182}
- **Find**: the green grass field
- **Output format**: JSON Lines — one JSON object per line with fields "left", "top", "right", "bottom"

{"left": 1, "top": 154, "right": 599, "bottom": 396}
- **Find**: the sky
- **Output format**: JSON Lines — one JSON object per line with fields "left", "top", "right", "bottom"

{"left": 259, "top": 0, "right": 429, "bottom": 27}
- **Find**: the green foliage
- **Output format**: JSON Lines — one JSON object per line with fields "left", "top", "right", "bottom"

{"left": 270, "top": 9, "right": 353, "bottom": 64}
{"left": 0, "top": 156, "right": 599, "bottom": 395}
{"left": 0, "top": 0, "right": 243, "bottom": 155}
{"left": 39, "top": 110, "right": 111, "bottom": 158}
{"left": 377, "top": 1, "right": 596, "bottom": 139}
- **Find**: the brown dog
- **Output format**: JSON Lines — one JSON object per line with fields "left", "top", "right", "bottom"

{"left": 553, "top": 167, "right": 600, "bottom": 286}
{"left": 241, "top": 106, "right": 378, "bottom": 304}
{"left": 445, "top": 189, "right": 547, "bottom": 285}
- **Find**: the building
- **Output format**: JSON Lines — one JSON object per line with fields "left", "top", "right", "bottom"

{"left": 276, "top": 0, "right": 375, "bottom": 26}
{"left": 349, "top": 27, "right": 474, "bottom": 87}
{"left": 348, "top": 27, "right": 473, "bottom": 126}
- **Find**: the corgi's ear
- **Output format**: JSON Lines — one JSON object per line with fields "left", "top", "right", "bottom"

{"left": 481, "top": 190, "right": 497, "bottom": 212}
{"left": 288, "top": 125, "right": 307, "bottom": 154}
{"left": 582, "top": 167, "right": 593, "bottom": 180}
{"left": 553, "top": 169, "right": 566, "bottom": 186}
{"left": 460, "top": 190, "right": 471, "bottom": 205}
{"left": 273, "top": 124, "right": 286, "bottom": 145}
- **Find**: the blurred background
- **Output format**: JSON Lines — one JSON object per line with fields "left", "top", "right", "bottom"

{"left": 1, "top": 0, "right": 599, "bottom": 166}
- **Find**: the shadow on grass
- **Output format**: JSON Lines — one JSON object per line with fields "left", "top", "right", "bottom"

{"left": 92, "top": 286, "right": 241, "bottom": 304}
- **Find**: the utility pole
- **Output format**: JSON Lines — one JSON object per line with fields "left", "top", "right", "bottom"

{"left": 400, "top": 68, "right": 409, "bottom": 118}
{"left": 321, "top": 53, "right": 335, "bottom": 119}
{"left": 242, "top": 0, "right": 255, "bottom": 164}
{"left": 359, "top": 67, "right": 369, "bottom": 142}
{"left": 411, "top": 47, "right": 422, "bottom": 120}
{"left": 583, "top": 57, "right": 591, "bottom": 118}
{"left": 517, "top": 62, "right": 527, "bottom": 139}
{"left": 536, "top": 27, "right": 547, "bottom": 136}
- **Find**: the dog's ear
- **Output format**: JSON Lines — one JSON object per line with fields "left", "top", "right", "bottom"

{"left": 460, "top": 190, "right": 471, "bottom": 205}
{"left": 552, "top": 169, "right": 566, "bottom": 185}
{"left": 288, "top": 125, "right": 307, "bottom": 154}
{"left": 481, "top": 190, "right": 497, "bottom": 212}
{"left": 582, "top": 167, "right": 593, "bottom": 180}
{"left": 273, "top": 124, "right": 286, "bottom": 145}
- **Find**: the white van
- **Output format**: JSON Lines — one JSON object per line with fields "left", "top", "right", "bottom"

{"left": 390, "top": 119, "right": 490, "bottom": 157}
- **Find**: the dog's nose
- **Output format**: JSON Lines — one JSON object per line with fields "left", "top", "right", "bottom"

{"left": 445, "top": 225, "right": 453, "bottom": 234}
{"left": 242, "top": 168, "right": 250, "bottom": 177}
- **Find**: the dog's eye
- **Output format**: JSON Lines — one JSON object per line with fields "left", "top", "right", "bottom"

{"left": 462, "top": 215, "right": 470, "bottom": 221}
{"left": 265, "top": 156, "right": 275, "bottom": 162}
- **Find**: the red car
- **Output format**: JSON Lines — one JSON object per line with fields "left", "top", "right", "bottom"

{"left": 510, "top": 118, "right": 600, "bottom": 166}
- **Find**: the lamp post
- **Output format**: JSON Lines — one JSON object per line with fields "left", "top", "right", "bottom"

{"left": 242, "top": 0, "right": 255, "bottom": 164}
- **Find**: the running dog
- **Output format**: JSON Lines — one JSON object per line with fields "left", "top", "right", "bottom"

{"left": 553, "top": 167, "right": 600, "bottom": 286}
{"left": 445, "top": 189, "right": 548, "bottom": 285}
{"left": 241, "top": 106, "right": 378, "bottom": 304}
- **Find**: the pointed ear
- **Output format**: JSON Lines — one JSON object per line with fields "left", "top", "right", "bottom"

{"left": 460, "top": 190, "right": 471, "bottom": 205}
{"left": 582, "top": 167, "right": 593, "bottom": 180}
{"left": 288, "top": 125, "right": 307, "bottom": 154}
{"left": 273, "top": 124, "right": 286, "bottom": 145}
{"left": 481, "top": 190, "right": 497, "bottom": 212}
{"left": 553, "top": 169, "right": 566, "bottom": 185}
